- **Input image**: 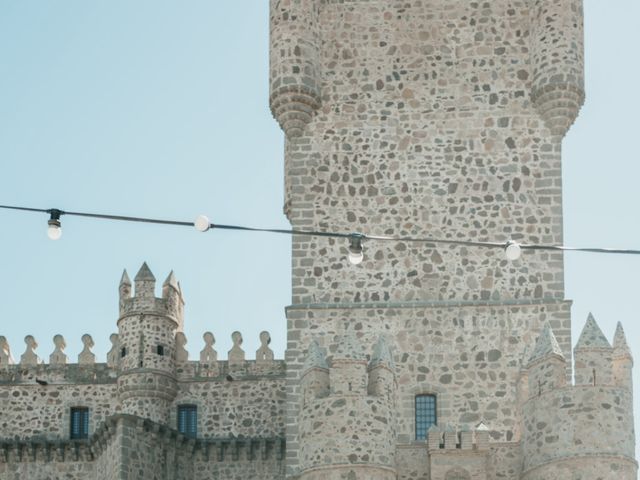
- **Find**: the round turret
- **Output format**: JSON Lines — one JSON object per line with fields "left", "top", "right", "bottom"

{"left": 116, "top": 263, "right": 184, "bottom": 424}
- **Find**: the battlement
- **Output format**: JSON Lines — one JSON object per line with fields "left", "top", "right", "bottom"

{"left": 521, "top": 317, "right": 636, "bottom": 477}
{"left": 426, "top": 424, "right": 490, "bottom": 453}
{"left": 0, "top": 330, "right": 284, "bottom": 381}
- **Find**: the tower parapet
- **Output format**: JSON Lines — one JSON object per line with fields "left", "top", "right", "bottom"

{"left": 530, "top": 0, "right": 585, "bottom": 137}
{"left": 522, "top": 318, "right": 637, "bottom": 480}
{"left": 298, "top": 334, "right": 397, "bottom": 480}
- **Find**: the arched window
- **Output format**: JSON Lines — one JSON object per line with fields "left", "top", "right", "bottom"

{"left": 445, "top": 468, "right": 471, "bottom": 480}
{"left": 415, "top": 394, "right": 437, "bottom": 440}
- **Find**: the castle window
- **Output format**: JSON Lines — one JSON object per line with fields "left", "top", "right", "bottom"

{"left": 415, "top": 394, "right": 437, "bottom": 440}
{"left": 70, "top": 407, "right": 89, "bottom": 440}
{"left": 157, "top": 345, "right": 165, "bottom": 356}
{"left": 177, "top": 404, "right": 197, "bottom": 438}
{"left": 121, "top": 347, "right": 126, "bottom": 358}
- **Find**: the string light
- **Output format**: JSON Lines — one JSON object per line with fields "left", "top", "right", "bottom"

{"left": 504, "top": 240, "right": 522, "bottom": 261}
{"left": 194, "top": 215, "right": 211, "bottom": 232}
{"left": 47, "top": 210, "right": 62, "bottom": 241}
{"left": 348, "top": 234, "right": 364, "bottom": 265}
{"left": 2, "top": 205, "right": 640, "bottom": 266}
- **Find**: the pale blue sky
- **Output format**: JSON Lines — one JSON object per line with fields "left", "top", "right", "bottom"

{"left": 0, "top": 0, "right": 639, "bottom": 456}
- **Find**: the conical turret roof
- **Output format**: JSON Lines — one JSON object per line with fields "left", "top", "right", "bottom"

{"left": 613, "top": 322, "right": 633, "bottom": 359}
{"left": 303, "top": 339, "right": 328, "bottom": 372}
{"left": 134, "top": 262, "right": 155, "bottom": 281}
{"left": 163, "top": 270, "right": 179, "bottom": 289}
{"left": 575, "top": 313, "right": 611, "bottom": 350}
{"left": 528, "top": 322, "right": 564, "bottom": 366}
{"left": 120, "top": 269, "right": 131, "bottom": 286}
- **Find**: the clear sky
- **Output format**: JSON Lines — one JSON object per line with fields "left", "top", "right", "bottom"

{"left": 0, "top": 0, "right": 639, "bottom": 457}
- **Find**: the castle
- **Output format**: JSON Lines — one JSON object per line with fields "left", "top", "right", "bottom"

{"left": 0, "top": 1, "right": 637, "bottom": 479}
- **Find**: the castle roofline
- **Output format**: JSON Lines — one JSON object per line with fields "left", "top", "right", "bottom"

{"left": 575, "top": 313, "right": 611, "bottom": 350}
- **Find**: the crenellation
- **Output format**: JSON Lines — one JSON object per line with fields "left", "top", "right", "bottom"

{"left": 20, "top": 335, "right": 40, "bottom": 366}
{"left": 49, "top": 334, "right": 68, "bottom": 365}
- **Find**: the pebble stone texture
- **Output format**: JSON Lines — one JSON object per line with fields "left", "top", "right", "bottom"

{"left": 0, "top": 2, "right": 638, "bottom": 480}
{"left": 269, "top": 0, "right": 636, "bottom": 479}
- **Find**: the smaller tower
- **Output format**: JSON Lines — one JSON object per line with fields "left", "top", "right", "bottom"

{"left": 367, "top": 336, "right": 395, "bottom": 402}
{"left": 613, "top": 322, "right": 634, "bottom": 391}
{"left": 574, "top": 313, "right": 612, "bottom": 386}
{"left": 300, "top": 339, "right": 329, "bottom": 406}
{"left": 526, "top": 322, "right": 566, "bottom": 396}
{"left": 116, "top": 263, "right": 181, "bottom": 424}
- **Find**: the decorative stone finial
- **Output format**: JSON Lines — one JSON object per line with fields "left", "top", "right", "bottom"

{"left": 200, "top": 332, "right": 217, "bottom": 364}
{"left": 369, "top": 335, "right": 395, "bottom": 371}
{"left": 78, "top": 334, "right": 95, "bottom": 365}
{"left": 228, "top": 331, "right": 245, "bottom": 367}
{"left": 175, "top": 332, "right": 188, "bottom": 363}
{"left": 527, "top": 322, "right": 564, "bottom": 366}
{"left": 20, "top": 335, "right": 40, "bottom": 365}
{"left": 256, "top": 331, "right": 274, "bottom": 365}
{"left": 303, "top": 339, "right": 328, "bottom": 372}
{"left": 575, "top": 313, "right": 611, "bottom": 350}
{"left": 106, "top": 333, "right": 120, "bottom": 368}
{"left": 0, "top": 336, "right": 14, "bottom": 366}
{"left": 49, "top": 334, "right": 68, "bottom": 365}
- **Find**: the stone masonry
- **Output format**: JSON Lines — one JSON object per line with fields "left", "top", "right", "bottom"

{"left": 0, "top": 1, "right": 638, "bottom": 479}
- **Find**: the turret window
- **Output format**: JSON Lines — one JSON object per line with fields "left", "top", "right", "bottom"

{"left": 157, "top": 345, "right": 165, "bottom": 356}
{"left": 415, "top": 394, "right": 437, "bottom": 440}
{"left": 177, "top": 404, "right": 197, "bottom": 438}
{"left": 70, "top": 407, "right": 89, "bottom": 440}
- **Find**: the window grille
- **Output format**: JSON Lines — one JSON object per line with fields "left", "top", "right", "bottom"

{"left": 70, "top": 407, "right": 89, "bottom": 439}
{"left": 177, "top": 404, "right": 197, "bottom": 438}
{"left": 415, "top": 394, "right": 437, "bottom": 440}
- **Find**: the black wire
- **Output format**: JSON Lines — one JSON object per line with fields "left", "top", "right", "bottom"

{"left": 2, "top": 204, "right": 640, "bottom": 255}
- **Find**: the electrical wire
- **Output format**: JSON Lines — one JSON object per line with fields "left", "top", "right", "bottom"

{"left": 2, "top": 204, "right": 640, "bottom": 256}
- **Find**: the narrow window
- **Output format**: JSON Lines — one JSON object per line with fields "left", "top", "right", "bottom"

{"left": 593, "top": 369, "right": 597, "bottom": 386}
{"left": 120, "top": 347, "right": 127, "bottom": 358}
{"left": 157, "top": 345, "right": 164, "bottom": 356}
{"left": 70, "top": 407, "right": 89, "bottom": 439}
{"left": 177, "top": 405, "right": 197, "bottom": 439}
{"left": 415, "top": 394, "right": 437, "bottom": 440}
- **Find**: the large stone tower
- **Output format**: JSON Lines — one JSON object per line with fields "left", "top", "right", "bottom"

{"left": 270, "top": 1, "right": 636, "bottom": 479}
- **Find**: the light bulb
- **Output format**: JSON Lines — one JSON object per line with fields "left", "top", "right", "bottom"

{"left": 505, "top": 241, "right": 521, "bottom": 261}
{"left": 347, "top": 234, "right": 364, "bottom": 265}
{"left": 194, "top": 215, "right": 210, "bottom": 232}
{"left": 348, "top": 250, "right": 364, "bottom": 265}
{"left": 47, "top": 220, "right": 62, "bottom": 240}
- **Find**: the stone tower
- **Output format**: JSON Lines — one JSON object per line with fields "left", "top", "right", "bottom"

{"left": 117, "top": 263, "right": 184, "bottom": 424}
{"left": 270, "top": 1, "right": 636, "bottom": 480}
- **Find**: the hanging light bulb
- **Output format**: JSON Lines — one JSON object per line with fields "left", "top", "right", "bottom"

{"left": 194, "top": 215, "right": 210, "bottom": 232}
{"left": 348, "top": 234, "right": 364, "bottom": 265}
{"left": 47, "top": 210, "right": 62, "bottom": 240}
{"left": 504, "top": 240, "right": 522, "bottom": 261}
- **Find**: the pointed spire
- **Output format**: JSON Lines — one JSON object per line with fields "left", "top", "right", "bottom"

{"left": 369, "top": 336, "right": 395, "bottom": 370}
{"left": 163, "top": 270, "right": 178, "bottom": 288}
{"left": 120, "top": 269, "right": 131, "bottom": 286}
{"left": 528, "top": 322, "right": 565, "bottom": 366}
{"left": 134, "top": 262, "right": 155, "bottom": 281}
{"left": 613, "top": 322, "right": 633, "bottom": 359}
{"left": 575, "top": 313, "right": 611, "bottom": 350}
{"left": 333, "top": 331, "right": 367, "bottom": 361}
{"left": 303, "top": 339, "right": 328, "bottom": 372}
